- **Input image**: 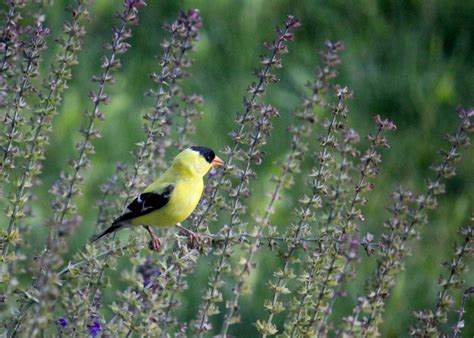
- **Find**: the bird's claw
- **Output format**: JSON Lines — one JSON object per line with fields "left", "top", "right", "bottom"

{"left": 176, "top": 224, "right": 202, "bottom": 249}
{"left": 148, "top": 235, "right": 162, "bottom": 252}
{"left": 144, "top": 225, "right": 161, "bottom": 252}
{"left": 187, "top": 231, "right": 202, "bottom": 249}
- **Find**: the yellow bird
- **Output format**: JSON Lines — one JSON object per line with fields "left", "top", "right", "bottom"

{"left": 93, "top": 146, "right": 224, "bottom": 251}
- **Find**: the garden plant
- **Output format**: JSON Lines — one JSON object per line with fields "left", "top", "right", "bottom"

{"left": 0, "top": 1, "right": 473, "bottom": 337}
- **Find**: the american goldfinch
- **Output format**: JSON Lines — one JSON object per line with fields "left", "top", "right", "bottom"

{"left": 93, "top": 146, "right": 224, "bottom": 251}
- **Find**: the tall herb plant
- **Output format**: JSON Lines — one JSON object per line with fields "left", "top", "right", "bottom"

{"left": 0, "top": 1, "right": 472, "bottom": 337}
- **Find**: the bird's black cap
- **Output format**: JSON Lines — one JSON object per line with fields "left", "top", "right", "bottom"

{"left": 191, "top": 146, "right": 216, "bottom": 164}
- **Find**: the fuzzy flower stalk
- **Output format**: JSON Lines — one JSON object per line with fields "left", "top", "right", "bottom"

{"left": 343, "top": 107, "right": 473, "bottom": 337}
{"left": 0, "top": 1, "right": 25, "bottom": 109}
{"left": 190, "top": 16, "right": 301, "bottom": 235}
{"left": 134, "top": 8, "right": 203, "bottom": 188}
{"left": 303, "top": 115, "right": 396, "bottom": 337}
{"left": 6, "top": 2, "right": 145, "bottom": 336}
{"left": 220, "top": 40, "right": 344, "bottom": 336}
{"left": 284, "top": 125, "right": 361, "bottom": 338}
{"left": 191, "top": 16, "right": 301, "bottom": 335}
{"left": 255, "top": 83, "right": 356, "bottom": 337}
{"left": 0, "top": 0, "right": 89, "bottom": 288}
{"left": 452, "top": 286, "right": 474, "bottom": 338}
{"left": 0, "top": 13, "right": 48, "bottom": 187}
{"left": 411, "top": 214, "right": 473, "bottom": 336}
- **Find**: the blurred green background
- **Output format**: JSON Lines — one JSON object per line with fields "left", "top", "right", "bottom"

{"left": 12, "top": 0, "right": 474, "bottom": 336}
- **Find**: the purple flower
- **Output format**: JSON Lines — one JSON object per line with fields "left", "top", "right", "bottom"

{"left": 57, "top": 317, "right": 68, "bottom": 328}
{"left": 188, "top": 9, "right": 200, "bottom": 20}
{"left": 88, "top": 314, "right": 102, "bottom": 337}
{"left": 124, "top": 0, "right": 146, "bottom": 9}
{"left": 137, "top": 256, "right": 161, "bottom": 287}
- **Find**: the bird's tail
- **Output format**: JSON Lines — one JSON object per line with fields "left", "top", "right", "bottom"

{"left": 92, "top": 220, "right": 125, "bottom": 243}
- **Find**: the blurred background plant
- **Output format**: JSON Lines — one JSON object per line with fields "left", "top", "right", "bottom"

{"left": 0, "top": 0, "right": 473, "bottom": 337}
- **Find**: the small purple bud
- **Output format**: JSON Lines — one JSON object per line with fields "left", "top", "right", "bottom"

{"left": 188, "top": 9, "right": 200, "bottom": 20}
{"left": 124, "top": 0, "right": 146, "bottom": 9}
{"left": 88, "top": 314, "right": 102, "bottom": 337}
{"left": 138, "top": 256, "right": 161, "bottom": 288}
{"left": 57, "top": 317, "right": 68, "bottom": 328}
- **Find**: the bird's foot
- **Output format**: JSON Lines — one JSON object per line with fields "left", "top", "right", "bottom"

{"left": 175, "top": 223, "right": 201, "bottom": 249}
{"left": 144, "top": 225, "right": 161, "bottom": 252}
{"left": 148, "top": 235, "right": 162, "bottom": 252}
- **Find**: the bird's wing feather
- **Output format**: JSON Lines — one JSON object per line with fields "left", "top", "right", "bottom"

{"left": 113, "top": 184, "right": 175, "bottom": 224}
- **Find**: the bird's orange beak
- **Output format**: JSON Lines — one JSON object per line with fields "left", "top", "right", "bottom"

{"left": 211, "top": 156, "right": 224, "bottom": 168}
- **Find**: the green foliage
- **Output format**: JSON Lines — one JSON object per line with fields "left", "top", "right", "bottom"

{"left": 0, "top": 1, "right": 473, "bottom": 337}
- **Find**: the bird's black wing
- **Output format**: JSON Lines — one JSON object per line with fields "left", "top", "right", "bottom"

{"left": 115, "top": 184, "right": 175, "bottom": 224}
{"left": 92, "top": 184, "right": 175, "bottom": 241}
